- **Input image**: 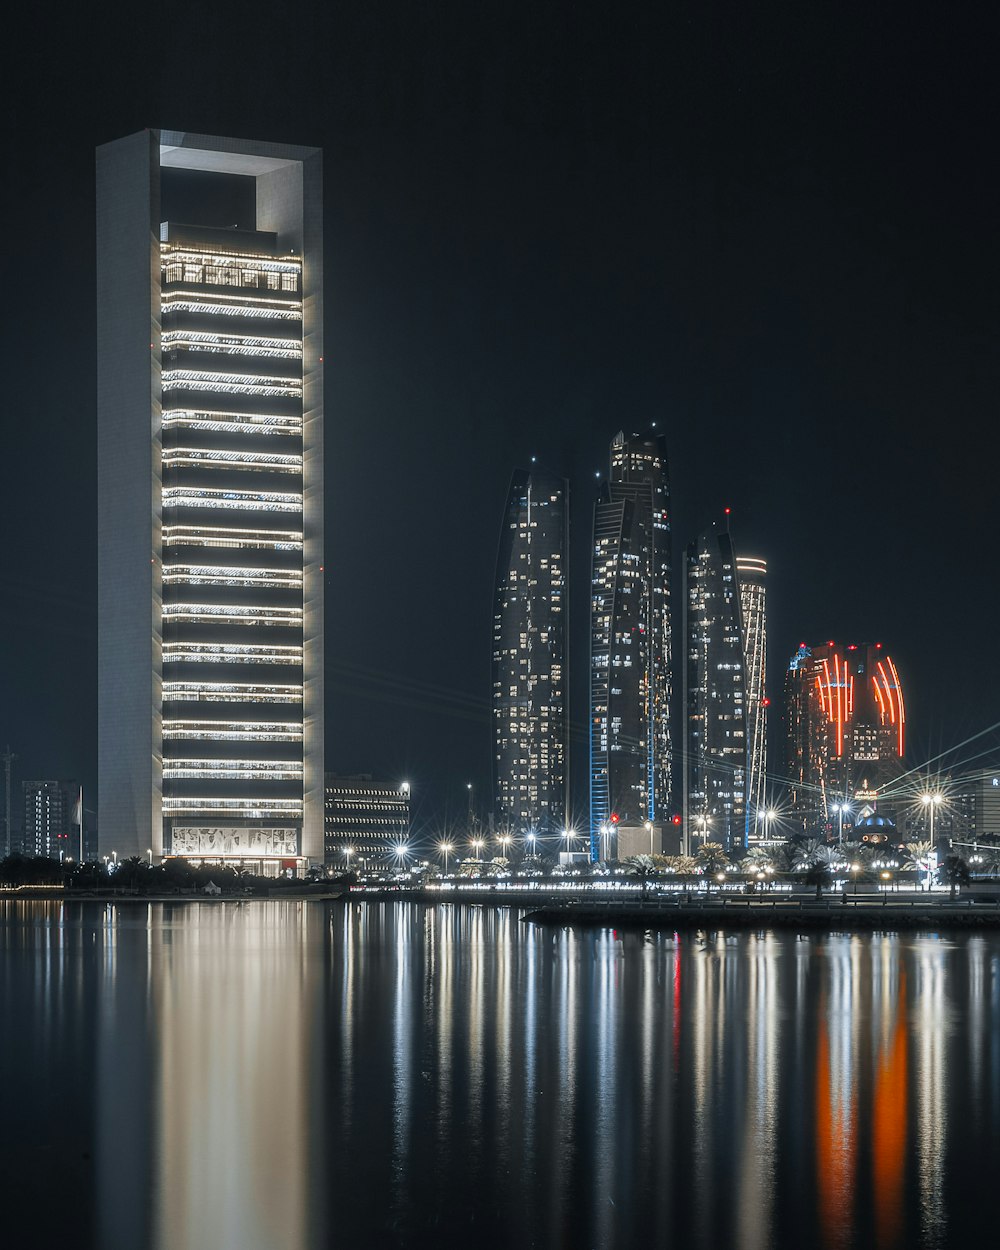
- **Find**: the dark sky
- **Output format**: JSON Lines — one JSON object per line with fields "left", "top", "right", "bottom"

{"left": 1, "top": 2, "right": 997, "bottom": 833}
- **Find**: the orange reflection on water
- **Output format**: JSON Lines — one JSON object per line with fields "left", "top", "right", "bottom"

{"left": 815, "top": 1017, "right": 856, "bottom": 1249}
{"left": 872, "top": 978, "right": 907, "bottom": 1249}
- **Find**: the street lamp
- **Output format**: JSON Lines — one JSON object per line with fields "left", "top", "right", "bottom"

{"left": 439, "top": 842, "right": 453, "bottom": 875}
{"left": 921, "top": 792, "right": 942, "bottom": 843}
{"left": 344, "top": 846, "right": 354, "bottom": 872}
{"left": 644, "top": 820, "right": 655, "bottom": 856}
{"left": 498, "top": 834, "right": 512, "bottom": 859}
{"left": 832, "top": 803, "right": 851, "bottom": 843}
{"left": 147, "top": 847, "right": 153, "bottom": 867}
{"left": 471, "top": 838, "right": 485, "bottom": 861}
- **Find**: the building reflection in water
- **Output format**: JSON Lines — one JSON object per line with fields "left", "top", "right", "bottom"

{"left": 11, "top": 901, "right": 1000, "bottom": 1249}
{"left": 96, "top": 902, "right": 324, "bottom": 1250}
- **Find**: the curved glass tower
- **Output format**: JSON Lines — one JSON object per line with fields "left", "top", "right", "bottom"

{"left": 589, "top": 430, "right": 672, "bottom": 858}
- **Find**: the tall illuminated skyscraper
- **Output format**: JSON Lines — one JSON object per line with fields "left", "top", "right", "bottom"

{"left": 97, "top": 131, "right": 323, "bottom": 871}
{"left": 683, "top": 529, "right": 768, "bottom": 852}
{"left": 737, "top": 555, "right": 768, "bottom": 840}
{"left": 492, "top": 469, "right": 568, "bottom": 835}
{"left": 590, "top": 430, "right": 672, "bottom": 857}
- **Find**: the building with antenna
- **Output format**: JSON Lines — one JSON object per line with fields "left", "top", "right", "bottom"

{"left": 784, "top": 642, "right": 906, "bottom": 835}
{"left": 97, "top": 131, "right": 323, "bottom": 873}
{"left": 492, "top": 468, "right": 569, "bottom": 836}
{"left": 590, "top": 429, "right": 673, "bottom": 858}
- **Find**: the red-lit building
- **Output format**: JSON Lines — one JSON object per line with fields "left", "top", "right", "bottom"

{"left": 785, "top": 642, "right": 906, "bottom": 835}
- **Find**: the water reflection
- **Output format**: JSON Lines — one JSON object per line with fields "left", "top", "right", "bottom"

{"left": 3, "top": 901, "right": 1000, "bottom": 1248}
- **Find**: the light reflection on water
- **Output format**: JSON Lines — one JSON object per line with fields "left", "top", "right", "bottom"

{"left": 2, "top": 901, "right": 1000, "bottom": 1248}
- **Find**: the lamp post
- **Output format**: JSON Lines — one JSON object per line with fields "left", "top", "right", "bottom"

{"left": 471, "top": 837, "right": 485, "bottom": 861}
{"left": 439, "top": 842, "right": 453, "bottom": 875}
{"left": 147, "top": 847, "right": 153, "bottom": 867}
{"left": 344, "top": 846, "right": 354, "bottom": 873}
{"left": 644, "top": 820, "right": 655, "bottom": 856}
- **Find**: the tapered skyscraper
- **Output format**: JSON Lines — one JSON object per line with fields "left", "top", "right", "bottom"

{"left": 737, "top": 555, "right": 768, "bottom": 841}
{"left": 492, "top": 470, "right": 568, "bottom": 835}
{"left": 97, "top": 131, "right": 323, "bottom": 871}
{"left": 683, "top": 527, "right": 768, "bottom": 853}
{"left": 590, "top": 430, "right": 672, "bottom": 857}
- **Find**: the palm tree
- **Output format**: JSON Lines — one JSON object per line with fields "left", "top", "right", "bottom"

{"left": 904, "top": 840, "right": 935, "bottom": 890}
{"left": 622, "top": 855, "right": 658, "bottom": 895}
{"left": 791, "top": 839, "right": 825, "bottom": 872}
{"left": 938, "top": 853, "right": 970, "bottom": 900}
{"left": 803, "top": 861, "right": 832, "bottom": 899}
{"left": 696, "top": 841, "right": 730, "bottom": 876}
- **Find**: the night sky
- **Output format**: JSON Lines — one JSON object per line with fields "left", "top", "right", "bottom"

{"left": 2, "top": 2, "right": 997, "bottom": 835}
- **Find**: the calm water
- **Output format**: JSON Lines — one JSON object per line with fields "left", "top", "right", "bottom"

{"left": 1, "top": 901, "right": 998, "bottom": 1249}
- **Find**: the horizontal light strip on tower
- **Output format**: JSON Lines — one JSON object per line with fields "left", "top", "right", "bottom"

{"left": 161, "top": 411, "right": 301, "bottom": 435}
{"left": 161, "top": 332, "right": 302, "bottom": 359}
{"left": 163, "top": 605, "right": 303, "bottom": 626}
{"left": 162, "top": 721, "right": 303, "bottom": 741}
{"left": 162, "top": 525, "right": 303, "bottom": 550}
{"left": 161, "top": 296, "right": 301, "bottom": 321}
{"left": 162, "top": 488, "right": 302, "bottom": 512}
{"left": 162, "top": 247, "right": 301, "bottom": 273}
{"left": 162, "top": 798, "right": 304, "bottom": 814}
{"left": 162, "top": 566, "right": 303, "bottom": 587}
{"left": 163, "top": 761, "right": 303, "bottom": 780}
{"left": 162, "top": 643, "right": 302, "bottom": 665}
{"left": 162, "top": 449, "right": 302, "bottom": 472}
{"left": 162, "top": 372, "right": 301, "bottom": 398}
{"left": 162, "top": 682, "right": 303, "bottom": 703}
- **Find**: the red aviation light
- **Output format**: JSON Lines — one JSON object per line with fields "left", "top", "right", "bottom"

{"left": 762, "top": 697, "right": 771, "bottom": 707}
{"left": 671, "top": 814, "right": 682, "bottom": 826}
{"left": 609, "top": 812, "right": 620, "bottom": 825}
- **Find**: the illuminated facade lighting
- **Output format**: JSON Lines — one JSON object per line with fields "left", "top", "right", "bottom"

{"left": 98, "top": 129, "right": 323, "bottom": 869}
{"left": 589, "top": 429, "right": 673, "bottom": 859}
{"left": 785, "top": 641, "right": 906, "bottom": 834}
{"left": 162, "top": 643, "right": 302, "bottom": 665}
{"left": 492, "top": 469, "right": 569, "bottom": 837}
{"left": 162, "top": 525, "right": 303, "bottom": 550}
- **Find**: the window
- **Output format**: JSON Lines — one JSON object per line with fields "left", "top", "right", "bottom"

{"left": 281, "top": 273, "right": 298, "bottom": 292}
{"left": 266, "top": 273, "right": 281, "bottom": 290}
{"left": 164, "top": 263, "right": 183, "bottom": 283}
{"left": 183, "top": 264, "right": 203, "bottom": 283}
{"left": 205, "top": 266, "right": 223, "bottom": 285}
{"left": 242, "top": 270, "right": 259, "bottom": 288}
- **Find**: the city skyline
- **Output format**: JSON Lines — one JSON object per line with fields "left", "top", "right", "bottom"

{"left": 2, "top": 5, "right": 998, "bottom": 831}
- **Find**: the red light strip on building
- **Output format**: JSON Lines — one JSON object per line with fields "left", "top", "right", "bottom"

{"left": 886, "top": 655, "right": 905, "bottom": 757}
{"left": 834, "top": 652, "right": 844, "bottom": 756}
{"left": 872, "top": 673, "right": 888, "bottom": 723}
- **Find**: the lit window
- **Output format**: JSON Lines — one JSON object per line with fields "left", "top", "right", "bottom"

{"left": 281, "top": 273, "right": 298, "bottom": 292}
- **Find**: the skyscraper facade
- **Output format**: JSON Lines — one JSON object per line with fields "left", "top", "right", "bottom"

{"left": 97, "top": 131, "right": 323, "bottom": 872}
{"left": 683, "top": 535, "right": 769, "bottom": 853}
{"left": 492, "top": 470, "right": 568, "bottom": 835}
{"left": 684, "top": 527, "right": 747, "bottom": 852}
{"left": 785, "top": 642, "right": 906, "bottom": 834}
{"left": 590, "top": 430, "right": 672, "bottom": 857}
{"left": 736, "top": 555, "right": 768, "bottom": 840}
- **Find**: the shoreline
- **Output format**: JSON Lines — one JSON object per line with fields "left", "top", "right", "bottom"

{"left": 522, "top": 899, "right": 1000, "bottom": 931}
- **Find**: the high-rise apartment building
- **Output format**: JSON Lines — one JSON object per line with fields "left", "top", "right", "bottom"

{"left": 492, "top": 469, "right": 569, "bottom": 835}
{"left": 683, "top": 532, "right": 768, "bottom": 853}
{"left": 785, "top": 642, "right": 905, "bottom": 834}
{"left": 22, "top": 780, "right": 78, "bottom": 859}
{"left": 97, "top": 131, "right": 323, "bottom": 873}
{"left": 590, "top": 430, "right": 672, "bottom": 857}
